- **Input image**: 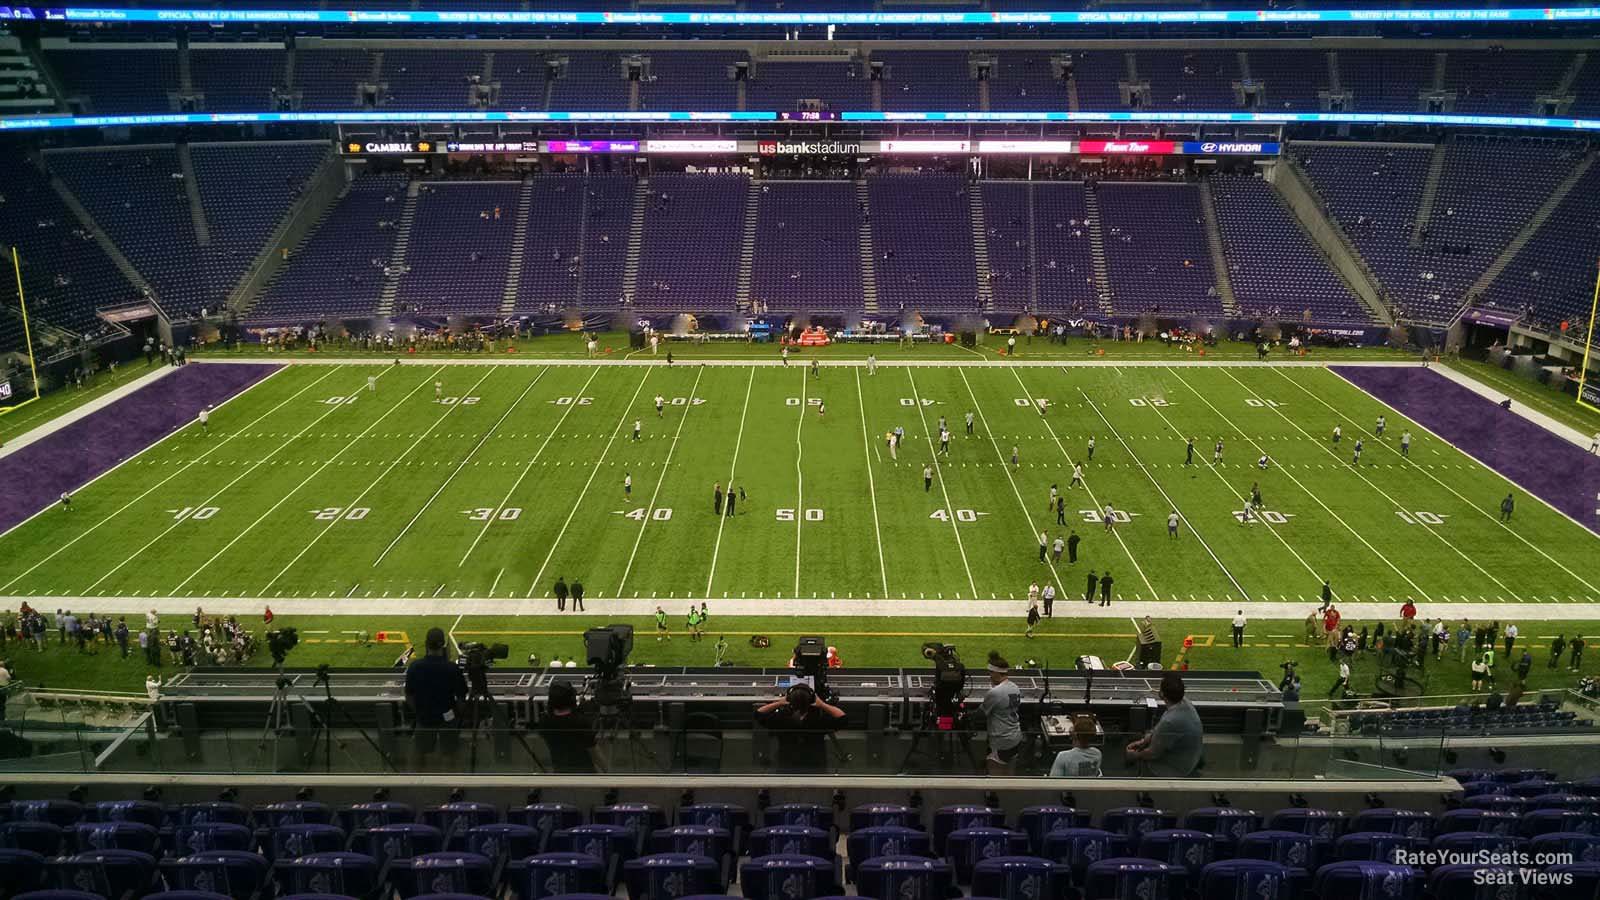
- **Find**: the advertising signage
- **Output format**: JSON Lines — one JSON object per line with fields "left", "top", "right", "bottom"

{"left": 757, "top": 139, "right": 864, "bottom": 155}
{"left": 342, "top": 140, "right": 435, "bottom": 155}
{"left": 444, "top": 140, "right": 540, "bottom": 153}
{"left": 544, "top": 140, "right": 640, "bottom": 153}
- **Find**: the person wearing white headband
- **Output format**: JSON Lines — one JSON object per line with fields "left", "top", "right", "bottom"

{"left": 981, "top": 651, "right": 1023, "bottom": 775}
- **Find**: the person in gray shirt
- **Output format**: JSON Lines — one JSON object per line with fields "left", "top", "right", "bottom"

{"left": 1050, "top": 714, "right": 1104, "bottom": 777}
{"left": 981, "top": 651, "right": 1023, "bottom": 775}
{"left": 1125, "top": 672, "right": 1204, "bottom": 777}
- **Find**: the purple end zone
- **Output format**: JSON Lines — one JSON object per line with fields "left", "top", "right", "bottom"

{"left": 0, "top": 363, "right": 280, "bottom": 534}
{"left": 1333, "top": 366, "right": 1600, "bottom": 536}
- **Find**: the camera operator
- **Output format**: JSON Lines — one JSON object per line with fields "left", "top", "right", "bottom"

{"left": 756, "top": 682, "right": 845, "bottom": 774}
{"left": 1125, "top": 672, "right": 1204, "bottom": 777}
{"left": 979, "top": 652, "right": 1023, "bottom": 775}
{"left": 404, "top": 627, "right": 467, "bottom": 760}
{"left": 536, "top": 681, "right": 597, "bottom": 773}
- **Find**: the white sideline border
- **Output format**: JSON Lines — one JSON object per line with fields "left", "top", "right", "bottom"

{"left": 190, "top": 356, "right": 1421, "bottom": 369}
{"left": 0, "top": 365, "right": 177, "bottom": 459}
{"left": 1424, "top": 362, "right": 1594, "bottom": 451}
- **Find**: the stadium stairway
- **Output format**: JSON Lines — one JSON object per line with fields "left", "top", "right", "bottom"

{"left": 968, "top": 187, "right": 995, "bottom": 314}
{"left": 1197, "top": 180, "right": 1240, "bottom": 318}
{"left": 735, "top": 180, "right": 759, "bottom": 312}
{"left": 621, "top": 178, "right": 649, "bottom": 306}
{"left": 1465, "top": 149, "right": 1598, "bottom": 304}
{"left": 176, "top": 144, "right": 211, "bottom": 248}
{"left": 377, "top": 181, "right": 420, "bottom": 317}
{"left": 855, "top": 179, "right": 878, "bottom": 316}
{"left": 500, "top": 177, "right": 533, "bottom": 316}
{"left": 1271, "top": 153, "right": 1394, "bottom": 327}
{"left": 1409, "top": 143, "right": 1447, "bottom": 248}
{"left": 46, "top": 167, "right": 160, "bottom": 308}
{"left": 1082, "top": 184, "right": 1114, "bottom": 315}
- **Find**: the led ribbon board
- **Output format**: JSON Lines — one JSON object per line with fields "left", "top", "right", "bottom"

{"left": 13, "top": 6, "right": 1600, "bottom": 25}
{"left": 2, "top": 110, "right": 1597, "bottom": 133}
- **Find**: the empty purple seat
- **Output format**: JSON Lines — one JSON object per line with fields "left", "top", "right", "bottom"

{"left": 1531, "top": 832, "right": 1600, "bottom": 862}
{"left": 507, "top": 804, "right": 582, "bottom": 849}
{"left": 931, "top": 805, "right": 1003, "bottom": 855}
{"left": 1522, "top": 811, "right": 1600, "bottom": 838}
{"left": 162, "top": 850, "right": 270, "bottom": 900}
{"left": 1429, "top": 864, "right": 1518, "bottom": 898}
{"left": 520, "top": 853, "right": 607, "bottom": 900}
{"left": 1335, "top": 832, "right": 1428, "bottom": 863}
{"left": 272, "top": 851, "right": 379, "bottom": 898}
{"left": 1532, "top": 795, "right": 1600, "bottom": 813}
{"left": 748, "top": 825, "right": 832, "bottom": 862}
{"left": 1539, "top": 863, "right": 1600, "bottom": 898}
{"left": 847, "top": 826, "right": 932, "bottom": 879}
{"left": 1312, "top": 861, "right": 1424, "bottom": 899}
{"left": 422, "top": 804, "right": 499, "bottom": 848}
{"left": 1266, "top": 808, "right": 1345, "bottom": 840}
{"left": 6, "top": 802, "right": 84, "bottom": 828}
{"left": 1083, "top": 857, "right": 1189, "bottom": 900}
{"left": 1236, "top": 830, "right": 1324, "bottom": 871}
{"left": 1198, "top": 859, "right": 1298, "bottom": 900}
{"left": 0, "top": 823, "right": 64, "bottom": 856}
{"left": 591, "top": 804, "right": 664, "bottom": 850}
{"left": 649, "top": 826, "right": 732, "bottom": 874}
{"left": 1019, "top": 806, "right": 1090, "bottom": 853}
{"left": 1437, "top": 809, "right": 1519, "bottom": 835}
{"left": 171, "top": 824, "right": 254, "bottom": 857}
{"left": 1183, "top": 808, "right": 1261, "bottom": 853}
{"left": 760, "top": 804, "right": 832, "bottom": 831}
{"left": 464, "top": 824, "right": 538, "bottom": 868}
{"left": 738, "top": 854, "right": 841, "bottom": 900}
{"left": 73, "top": 822, "right": 161, "bottom": 856}
{"left": 350, "top": 823, "right": 444, "bottom": 868}
{"left": 1509, "top": 781, "right": 1574, "bottom": 799}
{"left": 971, "top": 855, "right": 1069, "bottom": 900}
{"left": 850, "top": 804, "right": 919, "bottom": 833}
{"left": 254, "top": 802, "right": 333, "bottom": 829}
{"left": 1432, "top": 832, "right": 1524, "bottom": 855}
{"left": 398, "top": 851, "right": 495, "bottom": 898}
{"left": 1135, "top": 829, "right": 1215, "bottom": 875}
{"left": 51, "top": 849, "right": 159, "bottom": 898}
{"left": 675, "top": 805, "right": 748, "bottom": 847}
{"left": 550, "top": 825, "right": 636, "bottom": 889}
{"left": 622, "top": 853, "right": 722, "bottom": 899}
{"left": 1040, "top": 828, "right": 1126, "bottom": 880}
{"left": 856, "top": 855, "right": 957, "bottom": 900}
{"left": 339, "top": 802, "right": 415, "bottom": 834}
{"left": 1463, "top": 795, "right": 1528, "bottom": 813}
{"left": 1103, "top": 808, "right": 1178, "bottom": 841}
{"left": 1349, "top": 809, "right": 1433, "bottom": 839}
{"left": 945, "top": 827, "right": 1029, "bottom": 884}
{"left": 175, "top": 804, "right": 247, "bottom": 828}
{"left": 90, "top": 802, "right": 166, "bottom": 830}
{"left": 0, "top": 849, "right": 49, "bottom": 896}
{"left": 266, "top": 824, "right": 346, "bottom": 861}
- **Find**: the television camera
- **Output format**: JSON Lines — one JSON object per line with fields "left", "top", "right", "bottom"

{"left": 458, "top": 641, "right": 509, "bottom": 699}
{"left": 793, "top": 636, "right": 832, "bottom": 702}
{"left": 583, "top": 624, "right": 634, "bottom": 715}
{"left": 922, "top": 642, "right": 968, "bottom": 727}
{"left": 266, "top": 627, "right": 298, "bottom": 668}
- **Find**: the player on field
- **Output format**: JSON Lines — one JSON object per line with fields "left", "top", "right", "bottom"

{"left": 1250, "top": 482, "right": 1264, "bottom": 510}
{"left": 197, "top": 406, "right": 210, "bottom": 434}
{"left": 367, "top": 375, "right": 376, "bottom": 392}
{"left": 817, "top": 398, "right": 826, "bottom": 418}
{"left": 887, "top": 430, "right": 898, "bottom": 460}
{"left": 1048, "top": 484, "right": 1058, "bottom": 513}
{"left": 1590, "top": 431, "right": 1599, "bottom": 455}
{"left": 938, "top": 427, "right": 949, "bottom": 454}
{"left": 1069, "top": 463, "right": 1084, "bottom": 489}
{"left": 1375, "top": 415, "right": 1387, "bottom": 437}
{"left": 1352, "top": 438, "right": 1363, "bottom": 465}
{"left": 1102, "top": 503, "right": 1116, "bottom": 533}
{"left": 1011, "top": 445, "right": 1020, "bottom": 468}
{"left": 713, "top": 482, "right": 723, "bottom": 515}
{"left": 1037, "top": 398, "right": 1048, "bottom": 415}
{"left": 59, "top": 491, "right": 71, "bottom": 511}
{"left": 1038, "top": 531, "right": 1048, "bottom": 563}
{"left": 924, "top": 464, "right": 934, "bottom": 493}
{"left": 655, "top": 394, "right": 665, "bottom": 417}
{"left": 633, "top": 420, "right": 642, "bottom": 441}
{"left": 1056, "top": 495, "right": 1067, "bottom": 526}
{"left": 938, "top": 415, "right": 947, "bottom": 433}
{"left": 1257, "top": 454, "right": 1271, "bottom": 470}
{"left": 1052, "top": 534, "right": 1065, "bottom": 563}
{"left": 1401, "top": 431, "right": 1412, "bottom": 457}
{"left": 655, "top": 606, "right": 670, "bottom": 641}
{"left": 1331, "top": 424, "right": 1342, "bottom": 444}
{"left": 1086, "top": 436, "right": 1096, "bottom": 460}
{"left": 1238, "top": 503, "right": 1253, "bottom": 525}
{"left": 1213, "top": 439, "right": 1223, "bottom": 465}
{"left": 780, "top": 347, "right": 789, "bottom": 366}
{"left": 1025, "top": 598, "right": 1040, "bottom": 639}
{"left": 964, "top": 411, "right": 974, "bottom": 436}
{"left": 810, "top": 358, "right": 820, "bottom": 379}
{"left": 1184, "top": 437, "right": 1195, "bottom": 466}
{"left": 624, "top": 473, "right": 633, "bottom": 503}
{"left": 434, "top": 380, "right": 443, "bottom": 402}
{"left": 1500, "top": 493, "right": 1514, "bottom": 522}
{"left": 1168, "top": 510, "right": 1179, "bottom": 538}
{"left": 867, "top": 354, "right": 877, "bottom": 375}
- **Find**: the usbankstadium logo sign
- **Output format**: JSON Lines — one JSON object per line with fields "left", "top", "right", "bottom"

{"left": 758, "top": 139, "right": 864, "bottom": 156}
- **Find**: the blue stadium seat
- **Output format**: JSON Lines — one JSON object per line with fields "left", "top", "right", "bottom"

{"left": 1437, "top": 809, "right": 1519, "bottom": 835}
{"left": 1496, "top": 769, "right": 1556, "bottom": 784}
{"left": 1530, "top": 832, "right": 1600, "bottom": 862}
{"left": 846, "top": 826, "right": 932, "bottom": 881}
{"left": 1509, "top": 780, "right": 1574, "bottom": 799}
{"left": 339, "top": 803, "right": 415, "bottom": 834}
{"left": 1102, "top": 808, "right": 1177, "bottom": 841}
{"left": 970, "top": 855, "right": 1069, "bottom": 900}
{"left": 760, "top": 804, "right": 833, "bottom": 831}
{"left": 1083, "top": 858, "right": 1189, "bottom": 900}
{"left": 254, "top": 802, "right": 333, "bottom": 829}
{"left": 1463, "top": 795, "right": 1528, "bottom": 813}
{"left": 931, "top": 805, "right": 1004, "bottom": 855}
{"left": 1135, "top": 829, "right": 1215, "bottom": 875}
{"left": 1460, "top": 780, "right": 1506, "bottom": 797}
{"left": 51, "top": 849, "right": 160, "bottom": 898}
{"left": 162, "top": 850, "right": 270, "bottom": 900}
{"left": 506, "top": 805, "right": 582, "bottom": 851}
{"left": 6, "top": 802, "right": 84, "bottom": 828}
{"left": 748, "top": 825, "right": 833, "bottom": 861}
{"left": 1183, "top": 808, "right": 1262, "bottom": 854}
{"left": 1236, "top": 830, "right": 1325, "bottom": 871}
{"left": 1540, "top": 863, "right": 1600, "bottom": 898}
{"left": 174, "top": 805, "right": 248, "bottom": 828}
{"left": 1432, "top": 832, "right": 1525, "bottom": 855}
{"left": 1312, "top": 861, "right": 1424, "bottom": 899}
{"left": 397, "top": 851, "right": 495, "bottom": 898}
{"left": 855, "top": 855, "right": 957, "bottom": 900}
{"left": 1018, "top": 806, "right": 1090, "bottom": 854}
{"left": 170, "top": 824, "right": 254, "bottom": 857}
{"left": 464, "top": 824, "right": 539, "bottom": 869}
{"left": 0, "top": 849, "right": 50, "bottom": 897}
{"left": 649, "top": 825, "right": 732, "bottom": 883}
{"left": 73, "top": 822, "right": 161, "bottom": 856}
{"left": 675, "top": 805, "right": 748, "bottom": 854}
{"left": 1428, "top": 864, "right": 1519, "bottom": 899}
{"left": 848, "top": 803, "right": 919, "bottom": 833}
{"left": 1335, "top": 832, "right": 1427, "bottom": 863}
{"left": 409, "top": 895, "right": 493, "bottom": 900}
{"left": 145, "top": 891, "right": 231, "bottom": 900}
{"left": 944, "top": 827, "right": 1029, "bottom": 885}
{"left": 738, "top": 854, "right": 841, "bottom": 900}
{"left": 1266, "top": 808, "right": 1345, "bottom": 840}
{"left": 1349, "top": 809, "right": 1434, "bottom": 839}
{"left": 591, "top": 804, "right": 665, "bottom": 853}
{"left": 272, "top": 851, "right": 380, "bottom": 898}
{"left": 622, "top": 853, "right": 722, "bottom": 899}
{"left": 90, "top": 802, "right": 166, "bottom": 830}
{"left": 422, "top": 805, "right": 499, "bottom": 850}
{"left": 1039, "top": 828, "right": 1126, "bottom": 880}
{"left": 520, "top": 854, "right": 608, "bottom": 900}
{"left": 350, "top": 823, "right": 444, "bottom": 870}
{"left": 1522, "top": 810, "right": 1600, "bottom": 837}
{"left": 266, "top": 824, "right": 346, "bottom": 862}
{"left": 1198, "top": 859, "right": 1298, "bottom": 900}
{"left": 1530, "top": 794, "right": 1600, "bottom": 813}
{"left": 0, "top": 823, "right": 64, "bottom": 856}
{"left": 549, "top": 824, "right": 637, "bottom": 890}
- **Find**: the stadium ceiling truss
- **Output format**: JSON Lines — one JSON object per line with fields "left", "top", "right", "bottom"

{"left": 8, "top": 5, "right": 1600, "bottom": 26}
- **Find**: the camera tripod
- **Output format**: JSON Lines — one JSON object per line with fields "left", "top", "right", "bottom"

{"left": 299, "top": 666, "right": 396, "bottom": 773}
{"left": 899, "top": 705, "right": 980, "bottom": 775}
{"left": 462, "top": 679, "right": 543, "bottom": 774}
{"left": 256, "top": 675, "right": 292, "bottom": 750}
{"left": 585, "top": 678, "right": 660, "bottom": 773}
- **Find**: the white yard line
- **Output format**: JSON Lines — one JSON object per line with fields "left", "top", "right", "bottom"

{"left": 702, "top": 368, "right": 757, "bottom": 597}
{"left": 853, "top": 368, "right": 890, "bottom": 598}
{"left": 906, "top": 368, "right": 979, "bottom": 599}
{"left": 80, "top": 367, "right": 356, "bottom": 594}
{"left": 1008, "top": 367, "right": 1158, "bottom": 601}
{"left": 168, "top": 366, "right": 443, "bottom": 596}
{"left": 1077, "top": 389, "right": 1251, "bottom": 601}
{"left": 458, "top": 366, "right": 605, "bottom": 568}
{"left": 372, "top": 366, "right": 549, "bottom": 567}
{"left": 616, "top": 366, "right": 705, "bottom": 596}
{"left": 260, "top": 366, "right": 495, "bottom": 594}
{"left": 1210, "top": 367, "right": 1508, "bottom": 596}
{"left": 1163, "top": 368, "right": 1429, "bottom": 599}
{"left": 1278, "top": 368, "right": 1600, "bottom": 594}
{"left": 0, "top": 366, "right": 323, "bottom": 589}
{"left": 525, "top": 368, "right": 654, "bottom": 598}
{"left": 794, "top": 367, "right": 808, "bottom": 597}
{"left": 957, "top": 368, "right": 1064, "bottom": 598}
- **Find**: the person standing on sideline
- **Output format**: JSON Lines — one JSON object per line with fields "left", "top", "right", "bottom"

{"left": 1084, "top": 569, "right": 1098, "bottom": 604}
{"left": 1067, "top": 530, "right": 1080, "bottom": 563}
{"left": 198, "top": 406, "right": 210, "bottom": 434}
{"left": 1099, "top": 571, "right": 1114, "bottom": 607}
{"left": 1184, "top": 437, "right": 1195, "bottom": 466}
{"left": 1401, "top": 431, "right": 1412, "bottom": 457}
{"left": 1329, "top": 658, "right": 1350, "bottom": 698}
{"left": 965, "top": 410, "right": 975, "bottom": 436}
{"left": 714, "top": 482, "right": 723, "bottom": 515}
{"left": 867, "top": 353, "right": 877, "bottom": 375}
{"left": 1042, "top": 583, "right": 1056, "bottom": 617}
{"left": 1087, "top": 436, "right": 1096, "bottom": 460}
{"left": 1167, "top": 510, "right": 1180, "bottom": 539}
{"left": 1500, "top": 493, "right": 1515, "bottom": 522}
{"left": 924, "top": 464, "right": 934, "bottom": 493}
{"left": 726, "top": 485, "right": 738, "bottom": 517}
{"left": 1320, "top": 580, "right": 1334, "bottom": 611}
{"left": 780, "top": 346, "right": 789, "bottom": 366}
{"left": 1052, "top": 534, "right": 1064, "bottom": 563}
{"left": 368, "top": 374, "right": 377, "bottom": 393}
{"left": 1572, "top": 637, "right": 1586, "bottom": 672}
{"left": 655, "top": 606, "right": 671, "bottom": 641}
{"left": 633, "top": 419, "right": 642, "bottom": 442}
{"left": 1504, "top": 622, "right": 1518, "bottom": 657}
{"left": 435, "top": 380, "right": 443, "bottom": 402}
{"left": 571, "top": 580, "right": 585, "bottom": 612}
{"left": 1056, "top": 495, "right": 1067, "bottom": 526}
{"left": 1038, "top": 531, "right": 1049, "bottom": 563}
{"left": 810, "top": 357, "right": 820, "bottom": 379}
{"left": 1457, "top": 620, "right": 1472, "bottom": 662}
{"left": 1231, "top": 611, "right": 1246, "bottom": 648}
{"left": 553, "top": 577, "right": 568, "bottom": 612}
{"left": 1550, "top": 634, "right": 1567, "bottom": 669}
{"left": 1025, "top": 600, "right": 1040, "bottom": 639}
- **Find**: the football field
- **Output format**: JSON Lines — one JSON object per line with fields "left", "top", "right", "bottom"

{"left": 2, "top": 358, "right": 1597, "bottom": 612}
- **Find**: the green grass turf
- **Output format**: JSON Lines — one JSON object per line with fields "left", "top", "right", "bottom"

{"left": 7, "top": 613, "right": 1598, "bottom": 704}
{"left": 1443, "top": 357, "right": 1600, "bottom": 438}
{"left": 0, "top": 361, "right": 154, "bottom": 438}
{"left": 1, "top": 360, "right": 1594, "bottom": 606}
